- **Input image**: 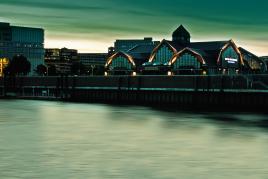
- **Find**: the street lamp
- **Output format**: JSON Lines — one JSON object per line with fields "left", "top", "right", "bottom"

{"left": 91, "top": 65, "right": 96, "bottom": 76}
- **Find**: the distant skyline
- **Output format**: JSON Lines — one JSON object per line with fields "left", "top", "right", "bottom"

{"left": 1, "top": 0, "right": 268, "bottom": 56}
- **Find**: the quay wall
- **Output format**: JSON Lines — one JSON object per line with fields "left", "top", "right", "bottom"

{"left": 0, "top": 75, "right": 268, "bottom": 111}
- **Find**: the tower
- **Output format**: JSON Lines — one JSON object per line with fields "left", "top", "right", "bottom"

{"left": 172, "top": 25, "right": 190, "bottom": 44}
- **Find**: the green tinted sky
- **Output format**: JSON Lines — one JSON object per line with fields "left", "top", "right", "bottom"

{"left": 0, "top": 0, "right": 267, "bottom": 55}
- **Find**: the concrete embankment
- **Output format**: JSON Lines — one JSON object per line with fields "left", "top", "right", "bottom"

{"left": 0, "top": 75, "right": 268, "bottom": 111}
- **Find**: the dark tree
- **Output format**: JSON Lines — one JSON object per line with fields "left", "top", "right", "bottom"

{"left": 94, "top": 66, "right": 105, "bottom": 75}
{"left": 47, "top": 65, "right": 57, "bottom": 76}
{"left": 71, "top": 62, "right": 86, "bottom": 75}
{"left": 35, "top": 64, "right": 47, "bottom": 76}
{"left": 3, "top": 65, "right": 10, "bottom": 76}
{"left": 5, "top": 55, "right": 31, "bottom": 76}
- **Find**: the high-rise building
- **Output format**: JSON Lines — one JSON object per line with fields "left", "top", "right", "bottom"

{"left": 0, "top": 22, "right": 44, "bottom": 75}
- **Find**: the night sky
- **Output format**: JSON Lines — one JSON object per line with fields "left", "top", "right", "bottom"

{"left": 1, "top": 0, "right": 267, "bottom": 55}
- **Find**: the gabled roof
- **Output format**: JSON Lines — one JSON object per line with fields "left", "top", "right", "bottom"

{"left": 172, "top": 25, "right": 190, "bottom": 38}
{"left": 190, "top": 41, "right": 229, "bottom": 51}
{"left": 169, "top": 47, "right": 206, "bottom": 65}
{"left": 216, "top": 40, "right": 244, "bottom": 65}
{"left": 127, "top": 44, "right": 156, "bottom": 54}
{"left": 105, "top": 51, "right": 136, "bottom": 67}
{"left": 149, "top": 39, "right": 178, "bottom": 62}
{"left": 167, "top": 40, "right": 228, "bottom": 52}
{"left": 167, "top": 40, "right": 230, "bottom": 67}
{"left": 127, "top": 44, "right": 157, "bottom": 66}
{"left": 238, "top": 47, "right": 259, "bottom": 59}
{"left": 147, "top": 39, "right": 234, "bottom": 67}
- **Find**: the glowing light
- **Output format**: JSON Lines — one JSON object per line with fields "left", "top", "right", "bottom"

{"left": 169, "top": 47, "right": 206, "bottom": 65}
{"left": 0, "top": 58, "right": 9, "bottom": 77}
{"left": 132, "top": 72, "right": 137, "bottom": 76}
{"left": 149, "top": 39, "right": 177, "bottom": 63}
{"left": 217, "top": 40, "right": 244, "bottom": 66}
{"left": 167, "top": 71, "right": 172, "bottom": 76}
{"left": 106, "top": 51, "right": 136, "bottom": 67}
{"left": 104, "top": 71, "right": 108, "bottom": 76}
{"left": 225, "top": 58, "right": 238, "bottom": 64}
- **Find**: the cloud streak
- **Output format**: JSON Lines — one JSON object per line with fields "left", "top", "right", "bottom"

{"left": 0, "top": 0, "right": 267, "bottom": 55}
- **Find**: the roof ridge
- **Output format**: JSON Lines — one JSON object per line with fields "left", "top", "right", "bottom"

{"left": 127, "top": 45, "right": 139, "bottom": 52}
{"left": 191, "top": 40, "right": 229, "bottom": 43}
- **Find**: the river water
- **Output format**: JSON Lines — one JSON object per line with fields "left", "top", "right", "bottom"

{"left": 0, "top": 100, "right": 268, "bottom": 178}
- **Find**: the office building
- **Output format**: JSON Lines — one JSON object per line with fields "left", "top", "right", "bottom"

{"left": 0, "top": 22, "right": 44, "bottom": 75}
{"left": 45, "top": 48, "right": 78, "bottom": 75}
{"left": 78, "top": 53, "right": 107, "bottom": 68}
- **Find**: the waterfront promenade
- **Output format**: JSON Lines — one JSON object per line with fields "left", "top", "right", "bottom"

{"left": 1, "top": 75, "right": 268, "bottom": 110}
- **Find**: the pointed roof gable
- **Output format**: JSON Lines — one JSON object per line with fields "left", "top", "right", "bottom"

{"left": 172, "top": 25, "right": 191, "bottom": 43}
{"left": 105, "top": 51, "right": 136, "bottom": 67}
{"left": 148, "top": 39, "right": 177, "bottom": 62}
{"left": 169, "top": 47, "right": 206, "bottom": 65}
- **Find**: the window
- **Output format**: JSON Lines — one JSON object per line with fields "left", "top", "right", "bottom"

{"left": 221, "top": 46, "right": 239, "bottom": 68}
{"left": 173, "top": 53, "right": 201, "bottom": 69}
{"left": 110, "top": 56, "right": 132, "bottom": 70}
{"left": 154, "top": 44, "right": 174, "bottom": 65}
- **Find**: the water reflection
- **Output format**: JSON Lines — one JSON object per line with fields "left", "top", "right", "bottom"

{"left": 0, "top": 100, "right": 268, "bottom": 178}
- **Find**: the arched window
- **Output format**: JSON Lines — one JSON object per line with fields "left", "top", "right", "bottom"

{"left": 219, "top": 44, "right": 241, "bottom": 70}
{"left": 154, "top": 44, "right": 174, "bottom": 65}
{"left": 149, "top": 40, "right": 177, "bottom": 65}
{"left": 110, "top": 56, "right": 132, "bottom": 70}
{"left": 173, "top": 53, "right": 201, "bottom": 70}
{"left": 106, "top": 52, "right": 135, "bottom": 71}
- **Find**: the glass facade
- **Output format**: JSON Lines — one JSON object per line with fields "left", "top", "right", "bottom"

{"left": 173, "top": 53, "right": 201, "bottom": 69}
{"left": 171, "top": 52, "right": 203, "bottom": 75}
{"left": 220, "top": 46, "right": 240, "bottom": 75}
{"left": 110, "top": 56, "right": 133, "bottom": 70}
{"left": 79, "top": 53, "right": 107, "bottom": 68}
{"left": 0, "top": 23, "right": 44, "bottom": 75}
{"left": 154, "top": 44, "right": 174, "bottom": 65}
{"left": 221, "top": 46, "right": 239, "bottom": 68}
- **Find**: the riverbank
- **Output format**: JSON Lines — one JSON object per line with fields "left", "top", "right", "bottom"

{"left": 1, "top": 75, "right": 268, "bottom": 112}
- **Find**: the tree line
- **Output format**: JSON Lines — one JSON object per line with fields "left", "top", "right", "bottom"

{"left": 3, "top": 55, "right": 105, "bottom": 76}
{"left": 3, "top": 55, "right": 46, "bottom": 76}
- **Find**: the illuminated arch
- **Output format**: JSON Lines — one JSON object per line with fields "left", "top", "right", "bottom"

{"left": 169, "top": 48, "right": 206, "bottom": 66}
{"left": 105, "top": 51, "right": 136, "bottom": 69}
{"left": 217, "top": 40, "right": 244, "bottom": 66}
{"left": 148, "top": 39, "right": 177, "bottom": 63}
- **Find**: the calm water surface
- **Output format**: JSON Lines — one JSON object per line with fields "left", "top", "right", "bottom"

{"left": 0, "top": 100, "right": 268, "bottom": 178}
